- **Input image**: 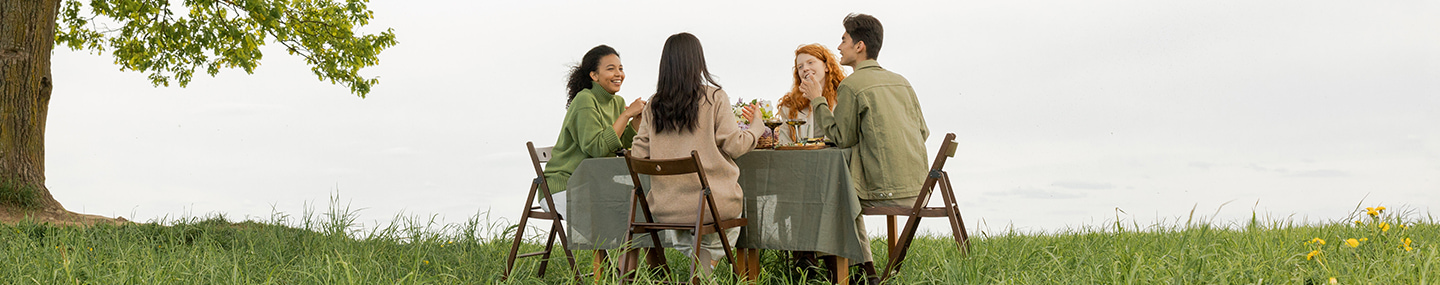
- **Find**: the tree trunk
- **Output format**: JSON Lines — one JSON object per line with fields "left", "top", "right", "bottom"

{"left": 0, "top": 0, "right": 64, "bottom": 211}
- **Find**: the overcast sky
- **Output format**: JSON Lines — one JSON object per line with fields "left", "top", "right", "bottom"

{"left": 45, "top": 1, "right": 1438, "bottom": 236}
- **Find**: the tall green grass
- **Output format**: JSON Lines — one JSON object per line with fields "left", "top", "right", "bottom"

{"left": 1, "top": 198, "right": 1434, "bottom": 284}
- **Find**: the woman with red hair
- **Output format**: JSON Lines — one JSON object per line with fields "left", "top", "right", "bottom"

{"left": 776, "top": 43, "right": 847, "bottom": 145}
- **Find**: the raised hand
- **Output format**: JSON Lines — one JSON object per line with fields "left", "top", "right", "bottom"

{"left": 741, "top": 104, "right": 761, "bottom": 124}
{"left": 624, "top": 97, "right": 647, "bottom": 119}
{"left": 800, "top": 73, "right": 823, "bottom": 100}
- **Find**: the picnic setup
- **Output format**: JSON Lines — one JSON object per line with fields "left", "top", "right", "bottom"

{"left": 503, "top": 131, "right": 970, "bottom": 284}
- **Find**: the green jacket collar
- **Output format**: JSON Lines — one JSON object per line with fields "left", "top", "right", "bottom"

{"left": 855, "top": 60, "right": 882, "bottom": 71}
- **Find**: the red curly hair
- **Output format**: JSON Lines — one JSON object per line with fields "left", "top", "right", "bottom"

{"left": 778, "top": 44, "right": 846, "bottom": 120}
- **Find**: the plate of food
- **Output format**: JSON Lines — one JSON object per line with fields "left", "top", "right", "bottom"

{"left": 774, "top": 142, "right": 827, "bottom": 150}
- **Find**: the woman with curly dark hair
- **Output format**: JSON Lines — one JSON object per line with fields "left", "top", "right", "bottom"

{"left": 542, "top": 45, "right": 646, "bottom": 214}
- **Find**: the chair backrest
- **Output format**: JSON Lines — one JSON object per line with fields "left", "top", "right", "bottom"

{"left": 928, "top": 133, "right": 958, "bottom": 172}
{"left": 527, "top": 142, "right": 553, "bottom": 178}
{"left": 623, "top": 150, "right": 710, "bottom": 193}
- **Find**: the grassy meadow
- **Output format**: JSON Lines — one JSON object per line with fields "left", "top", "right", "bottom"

{"left": 2, "top": 202, "right": 1436, "bottom": 284}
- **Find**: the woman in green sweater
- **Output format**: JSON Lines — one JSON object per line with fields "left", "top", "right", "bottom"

{"left": 542, "top": 45, "right": 646, "bottom": 215}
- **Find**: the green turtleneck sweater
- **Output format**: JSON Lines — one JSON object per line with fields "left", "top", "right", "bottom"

{"left": 543, "top": 81, "right": 636, "bottom": 193}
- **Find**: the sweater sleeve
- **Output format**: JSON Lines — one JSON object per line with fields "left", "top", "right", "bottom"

{"left": 630, "top": 105, "right": 652, "bottom": 159}
{"left": 571, "top": 101, "right": 625, "bottom": 158}
{"left": 714, "top": 89, "right": 764, "bottom": 158}
{"left": 621, "top": 121, "right": 637, "bottom": 149}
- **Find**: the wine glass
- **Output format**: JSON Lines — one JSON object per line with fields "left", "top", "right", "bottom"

{"left": 785, "top": 119, "right": 808, "bottom": 143}
{"left": 763, "top": 119, "right": 783, "bottom": 133}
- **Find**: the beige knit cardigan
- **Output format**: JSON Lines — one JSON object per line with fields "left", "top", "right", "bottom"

{"left": 630, "top": 87, "right": 765, "bottom": 224}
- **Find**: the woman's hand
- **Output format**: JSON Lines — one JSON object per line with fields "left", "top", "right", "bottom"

{"left": 615, "top": 97, "right": 646, "bottom": 138}
{"left": 741, "top": 104, "right": 762, "bottom": 126}
{"left": 799, "top": 73, "right": 823, "bottom": 100}
{"left": 623, "top": 98, "right": 646, "bottom": 119}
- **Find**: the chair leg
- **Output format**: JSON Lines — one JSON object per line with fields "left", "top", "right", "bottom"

{"left": 549, "top": 219, "right": 581, "bottom": 281}
{"left": 714, "top": 220, "right": 737, "bottom": 266}
{"left": 940, "top": 172, "right": 970, "bottom": 253}
{"left": 629, "top": 187, "right": 672, "bottom": 281}
{"left": 503, "top": 215, "right": 528, "bottom": 280}
{"left": 502, "top": 183, "right": 540, "bottom": 281}
{"left": 702, "top": 191, "right": 738, "bottom": 266}
{"left": 886, "top": 215, "right": 898, "bottom": 259}
{"left": 535, "top": 220, "right": 560, "bottom": 277}
{"left": 882, "top": 212, "right": 925, "bottom": 281}
{"left": 645, "top": 247, "right": 670, "bottom": 277}
{"left": 691, "top": 197, "right": 708, "bottom": 282}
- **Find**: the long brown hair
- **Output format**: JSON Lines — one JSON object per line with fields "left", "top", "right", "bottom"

{"left": 778, "top": 44, "right": 845, "bottom": 119}
{"left": 651, "top": 32, "right": 721, "bottom": 133}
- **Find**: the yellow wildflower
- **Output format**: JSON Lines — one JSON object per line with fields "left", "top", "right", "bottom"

{"left": 1306, "top": 250, "right": 1320, "bottom": 260}
{"left": 1354, "top": 220, "right": 1363, "bottom": 225}
{"left": 1376, "top": 206, "right": 1386, "bottom": 212}
{"left": 423, "top": 260, "right": 429, "bottom": 265}
{"left": 1309, "top": 238, "right": 1326, "bottom": 245}
{"left": 1329, "top": 277, "right": 1338, "bottom": 284}
{"left": 1345, "top": 238, "right": 1359, "bottom": 247}
{"left": 1359, "top": 238, "right": 1368, "bottom": 242}
{"left": 1404, "top": 238, "right": 1412, "bottom": 247}
{"left": 1367, "top": 208, "right": 1379, "bottom": 217}
{"left": 1381, "top": 222, "right": 1391, "bottom": 232}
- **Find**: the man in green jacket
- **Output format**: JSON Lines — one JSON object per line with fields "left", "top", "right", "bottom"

{"left": 802, "top": 13, "right": 929, "bottom": 283}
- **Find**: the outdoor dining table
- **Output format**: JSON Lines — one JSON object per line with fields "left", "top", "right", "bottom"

{"left": 565, "top": 148, "right": 865, "bottom": 281}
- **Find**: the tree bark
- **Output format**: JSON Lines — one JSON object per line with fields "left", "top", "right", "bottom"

{"left": 0, "top": 0, "right": 64, "bottom": 210}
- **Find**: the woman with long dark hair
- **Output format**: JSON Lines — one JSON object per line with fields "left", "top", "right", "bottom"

{"left": 542, "top": 45, "right": 646, "bottom": 214}
{"left": 630, "top": 32, "right": 764, "bottom": 276}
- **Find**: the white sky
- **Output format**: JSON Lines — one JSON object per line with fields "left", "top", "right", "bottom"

{"left": 45, "top": 1, "right": 1439, "bottom": 235}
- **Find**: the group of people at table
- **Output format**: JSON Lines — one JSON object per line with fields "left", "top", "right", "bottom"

{"left": 538, "top": 13, "right": 930, "bottom": 283}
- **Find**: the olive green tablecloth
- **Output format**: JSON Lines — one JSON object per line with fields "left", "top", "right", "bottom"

{"left": 565, "top": 148, "right": 865, "bottom": 262}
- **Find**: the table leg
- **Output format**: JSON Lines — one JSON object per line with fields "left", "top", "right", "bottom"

{"left": 747, "top": 248, "right": 760, "bottom": 280}
{"left": 734, "top": 249, "right": 748, "bottom": 279}
{"left": 831, "top": 256, "right": 850, "bottom": 285}
{"left": 592, "top": 250, "right": 608, "bottom": 282}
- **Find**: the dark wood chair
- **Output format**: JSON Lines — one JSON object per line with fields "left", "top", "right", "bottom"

{"left": 502, "top": 141, "right": 579, "bottom": 281}
{"left": 620, "top": 150, "right": 748, "bottom": 284}
{"left": 860, "top": 132, "right": 970, "bottom": 281}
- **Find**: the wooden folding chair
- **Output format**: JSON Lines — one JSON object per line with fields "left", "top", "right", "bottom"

{"left": 860, "top": 133, "right": 970, "bottom": 281}
{"left": 619, "top": 150, "right": 748, "bottom": 284}
{"left": 502, "top": 141, "right": 580, "bottom": 281}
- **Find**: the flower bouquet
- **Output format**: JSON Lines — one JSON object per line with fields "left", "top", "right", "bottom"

{"left": 733, "top": 98, "right": 778, "bottom": 149}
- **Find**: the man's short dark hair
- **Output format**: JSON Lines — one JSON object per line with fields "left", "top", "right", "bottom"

{"left": 843, "top": 13, "right": 883, "bottom": 60}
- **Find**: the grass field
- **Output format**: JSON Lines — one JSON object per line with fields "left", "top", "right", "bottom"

{"left": 2, "top": 201, "right": 1435, "bottom": 284}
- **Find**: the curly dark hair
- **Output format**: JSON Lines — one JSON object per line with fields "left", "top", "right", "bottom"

{"left": 565, "top": 45, "right": 619, "bottom": 106}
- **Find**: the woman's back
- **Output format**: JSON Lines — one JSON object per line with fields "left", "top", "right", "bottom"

{"left": 630, "top": 87, "right": 763, "bottom": 223}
